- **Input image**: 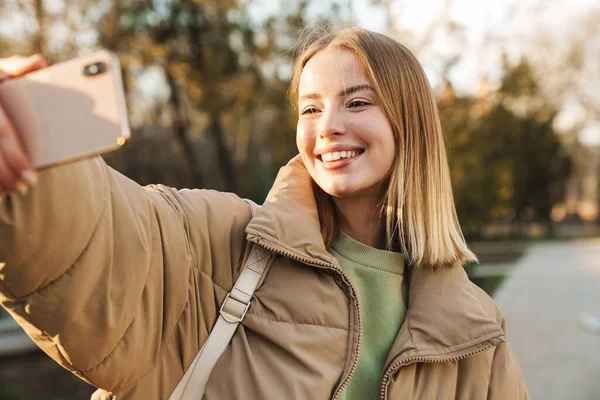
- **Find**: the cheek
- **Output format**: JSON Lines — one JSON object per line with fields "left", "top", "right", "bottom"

{"left": 369, "top": 117, "right": 395, "bottom": 154}
{"left": 296, "top": 122, "right": 314, "bottom": 157}
{"left": 381, "top": 131, "right": 397, "bottom": 173}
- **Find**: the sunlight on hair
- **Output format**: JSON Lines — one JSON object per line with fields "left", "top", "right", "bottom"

{"left": 292, "top": 25, "right": 478, "bottom": 269}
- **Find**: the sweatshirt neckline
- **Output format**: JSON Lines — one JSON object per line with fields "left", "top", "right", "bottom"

{"left": 329, "top": 231, "right": 405, "bottom": 275}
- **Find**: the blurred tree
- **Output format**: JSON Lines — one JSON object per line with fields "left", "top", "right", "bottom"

{"left": 496, "top": 59, "right": 572, "bottom": 230}
{"left": 32, "top": 0, "right": 45, "bottom": 54}
{"left": 0, "top": 0, "right": 335, "bottom": 202}
{"left": 441, "top": 94, "right": 511, "bottom": 233}
{"left": 92, "top": 0, "right": 323, "bottom": 197}
{"left": 90, "top": 0, "right": 256, "bottom": 192}
{"left": 524, "top": 8, "right": 600, "bottom": 128}
{"left": 442, "top": 58, "right": 572, "bottom": 236}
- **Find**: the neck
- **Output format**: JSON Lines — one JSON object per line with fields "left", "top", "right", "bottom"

{"left": 334, "top": 194, "right": 385, "bottom": 249}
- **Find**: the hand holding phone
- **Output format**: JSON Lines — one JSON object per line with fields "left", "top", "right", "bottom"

{"left": 0, "top": 51, "right": 131, "bottom": 196}
{"left": 0, "top": 54, "right": 47, "bottom": 195}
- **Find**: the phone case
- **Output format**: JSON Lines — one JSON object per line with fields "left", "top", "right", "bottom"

{"left": 0, "top": 50, "right": 130, "bottom": 169}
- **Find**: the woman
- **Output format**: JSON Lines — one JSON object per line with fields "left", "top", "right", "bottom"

{"left": 0, "top": 27, "right": 528, "bottom": 399}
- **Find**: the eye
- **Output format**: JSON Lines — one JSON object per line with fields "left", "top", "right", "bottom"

{"left": 348, "top": 100, "right": 371, "bottom": 108}
{"left": 301, "top": 106, "right": 320, "bottom": 115}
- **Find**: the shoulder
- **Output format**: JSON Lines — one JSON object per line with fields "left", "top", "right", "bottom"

{"left": 151, "top": 187, "right": 253, "bottom": 229}
{"left": 146, "top": 186, "right": 256, "bottom": 267}
{"left": 469, "top": 281, "right": 507, "bottom": 331}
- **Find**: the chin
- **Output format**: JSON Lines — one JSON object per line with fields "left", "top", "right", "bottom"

{"left": 318, "top": 182, "right": 359, "bottom": 198}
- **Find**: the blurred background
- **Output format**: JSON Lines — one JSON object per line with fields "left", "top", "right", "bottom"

{"left": 0, "top": 0, "right": 599, "bottom": 399}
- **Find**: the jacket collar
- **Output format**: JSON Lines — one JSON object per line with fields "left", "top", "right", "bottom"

{"left": 382, "top": 264, "right": 505, "bottom": 370}
{"left": 246, "top": 155, "right": 505, "bottom": 361}
{"left": 245, "top": 155, "right": 334, "bottom": 266}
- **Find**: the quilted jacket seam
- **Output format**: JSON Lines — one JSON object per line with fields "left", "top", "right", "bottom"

{"left": 95, "top": 278, "right": 230, "bottom": 395}
{"left": 2, "top": 188, "right": 109, "bottom": 304}
{"left": 0, "top": 165, "right": 113, "bottom": 388}
{"left": 245, "top": 312, "right": 348, "bottom": 331}
{"left": 81, "top": 190, "right": 228, "bottom": 378}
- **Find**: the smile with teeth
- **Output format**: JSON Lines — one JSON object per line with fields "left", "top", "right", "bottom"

{"left": 319, "top": 150, "right": 362, "bottom": 163}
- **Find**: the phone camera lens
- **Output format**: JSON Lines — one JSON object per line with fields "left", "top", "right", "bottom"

{"left": 83, "top": 62, "right": 107, "bottom": 77}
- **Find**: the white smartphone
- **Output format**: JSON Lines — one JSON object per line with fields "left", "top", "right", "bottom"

{"left": 0, "top": 50, "right": 131, "bottom": 169}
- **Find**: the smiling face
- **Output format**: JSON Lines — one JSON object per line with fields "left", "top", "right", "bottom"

{"left": 296, "top": 48, "right": 396, "bottom": 203}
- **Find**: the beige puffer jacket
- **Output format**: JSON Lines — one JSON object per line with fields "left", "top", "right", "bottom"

{"left": 0, "top": 155, "right": 529, "bottom": 399}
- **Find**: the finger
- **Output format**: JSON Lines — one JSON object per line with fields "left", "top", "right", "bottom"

{"left": 0, "top": 105, "right": 30, "bottom": 192}
{"left": 0, "top": 135, "right": 36, "bottom": 189}
{"left": 0, "top": 69, "right": 10, "bottom": 84}
{"left": 1, "top": 54, "right": 48, "bottom": 78}
{"left": 0, "top": 124, "right": 32, "bottom": 172}
{"left": 0, "top": 148, "right": 20, "bottom": 193}
{"left": 0, "top": 104, "right": 31, "bottom": 169}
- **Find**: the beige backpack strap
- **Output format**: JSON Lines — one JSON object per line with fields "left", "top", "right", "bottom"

{"left": 169, "top": 245, "right": 270, "bottom": 400}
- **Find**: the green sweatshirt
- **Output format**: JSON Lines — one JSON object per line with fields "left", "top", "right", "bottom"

{"left": 328, "top": 232, "right": 408, "bottom": 400}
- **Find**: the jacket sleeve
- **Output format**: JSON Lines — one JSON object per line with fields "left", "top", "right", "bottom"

{"left": 487, "top": 316, "right": 530, "bottom": 400}
{"left": 0, "top": 157, "right": 252, "bottom": 393}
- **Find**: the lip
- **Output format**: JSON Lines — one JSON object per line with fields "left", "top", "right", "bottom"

{"left": 314, "top": 144, "right": 364, "bottom": 157}
{"left": 317, "top": 151, "right": 363, "bottom": 171}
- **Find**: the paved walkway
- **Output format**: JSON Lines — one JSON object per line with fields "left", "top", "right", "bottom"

{"left": 494, "top": 238, "right": 600, "bottom": 400}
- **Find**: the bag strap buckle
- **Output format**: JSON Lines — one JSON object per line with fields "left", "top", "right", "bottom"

{"left": 219, "top": 293, "right": 251, "bottom": 324}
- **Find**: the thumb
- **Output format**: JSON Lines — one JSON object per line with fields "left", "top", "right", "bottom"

{"left": 0, "top": 69, "right": 9, "bottom": 83}
{"left": 0, "top": 54, "right": 48, "bottom": 79}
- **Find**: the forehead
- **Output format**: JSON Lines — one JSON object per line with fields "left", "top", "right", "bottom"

{"left": 298, "top": 48, "right": 370, "bottom": 96}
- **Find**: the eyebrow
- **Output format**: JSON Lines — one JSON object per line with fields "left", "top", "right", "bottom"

{"left": 299, "top": 84, "right": 375, "bottom": 101}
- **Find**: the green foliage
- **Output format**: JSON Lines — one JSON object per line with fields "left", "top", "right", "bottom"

{"left": 443, "top": 58, "right": 572, "bottom": 234}
{"left": 0, "top": 1, "right": 573, "bottom": 226}
{"left": 0, "top": 386, "right": 24, "bottom": 400}
{"left": 93, "top": 0, "right": 312, "bottom": 198}
{"left": 499, "top": 57, "right": 540, "bottom": 98}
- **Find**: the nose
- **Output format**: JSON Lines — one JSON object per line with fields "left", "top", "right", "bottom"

{"left": 318, "top": 108, "right": 346, "bottom": 138}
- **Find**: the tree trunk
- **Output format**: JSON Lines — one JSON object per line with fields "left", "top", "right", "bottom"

{"left": 32, "top": 0, "right": 45, "bottom": 54}
{"left": 165, "top": 69, "right": 205, "bottom": 189}
{"left": 208, "top": 113, "right": 238, "bottom": 193}
{"left": 102, "top": 0, "right": 119, "bottom": 50}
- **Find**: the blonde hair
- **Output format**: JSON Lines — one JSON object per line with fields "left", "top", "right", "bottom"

{"left": 290, "top": 26, "right": 478, "bottom": 268}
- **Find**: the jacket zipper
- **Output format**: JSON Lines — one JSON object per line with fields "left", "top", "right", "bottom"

{"left": 252, "top": 236, "right": 362, "bottom": 400}
{"left": 378, "top": 336, "right": 504, "bottom": 400}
